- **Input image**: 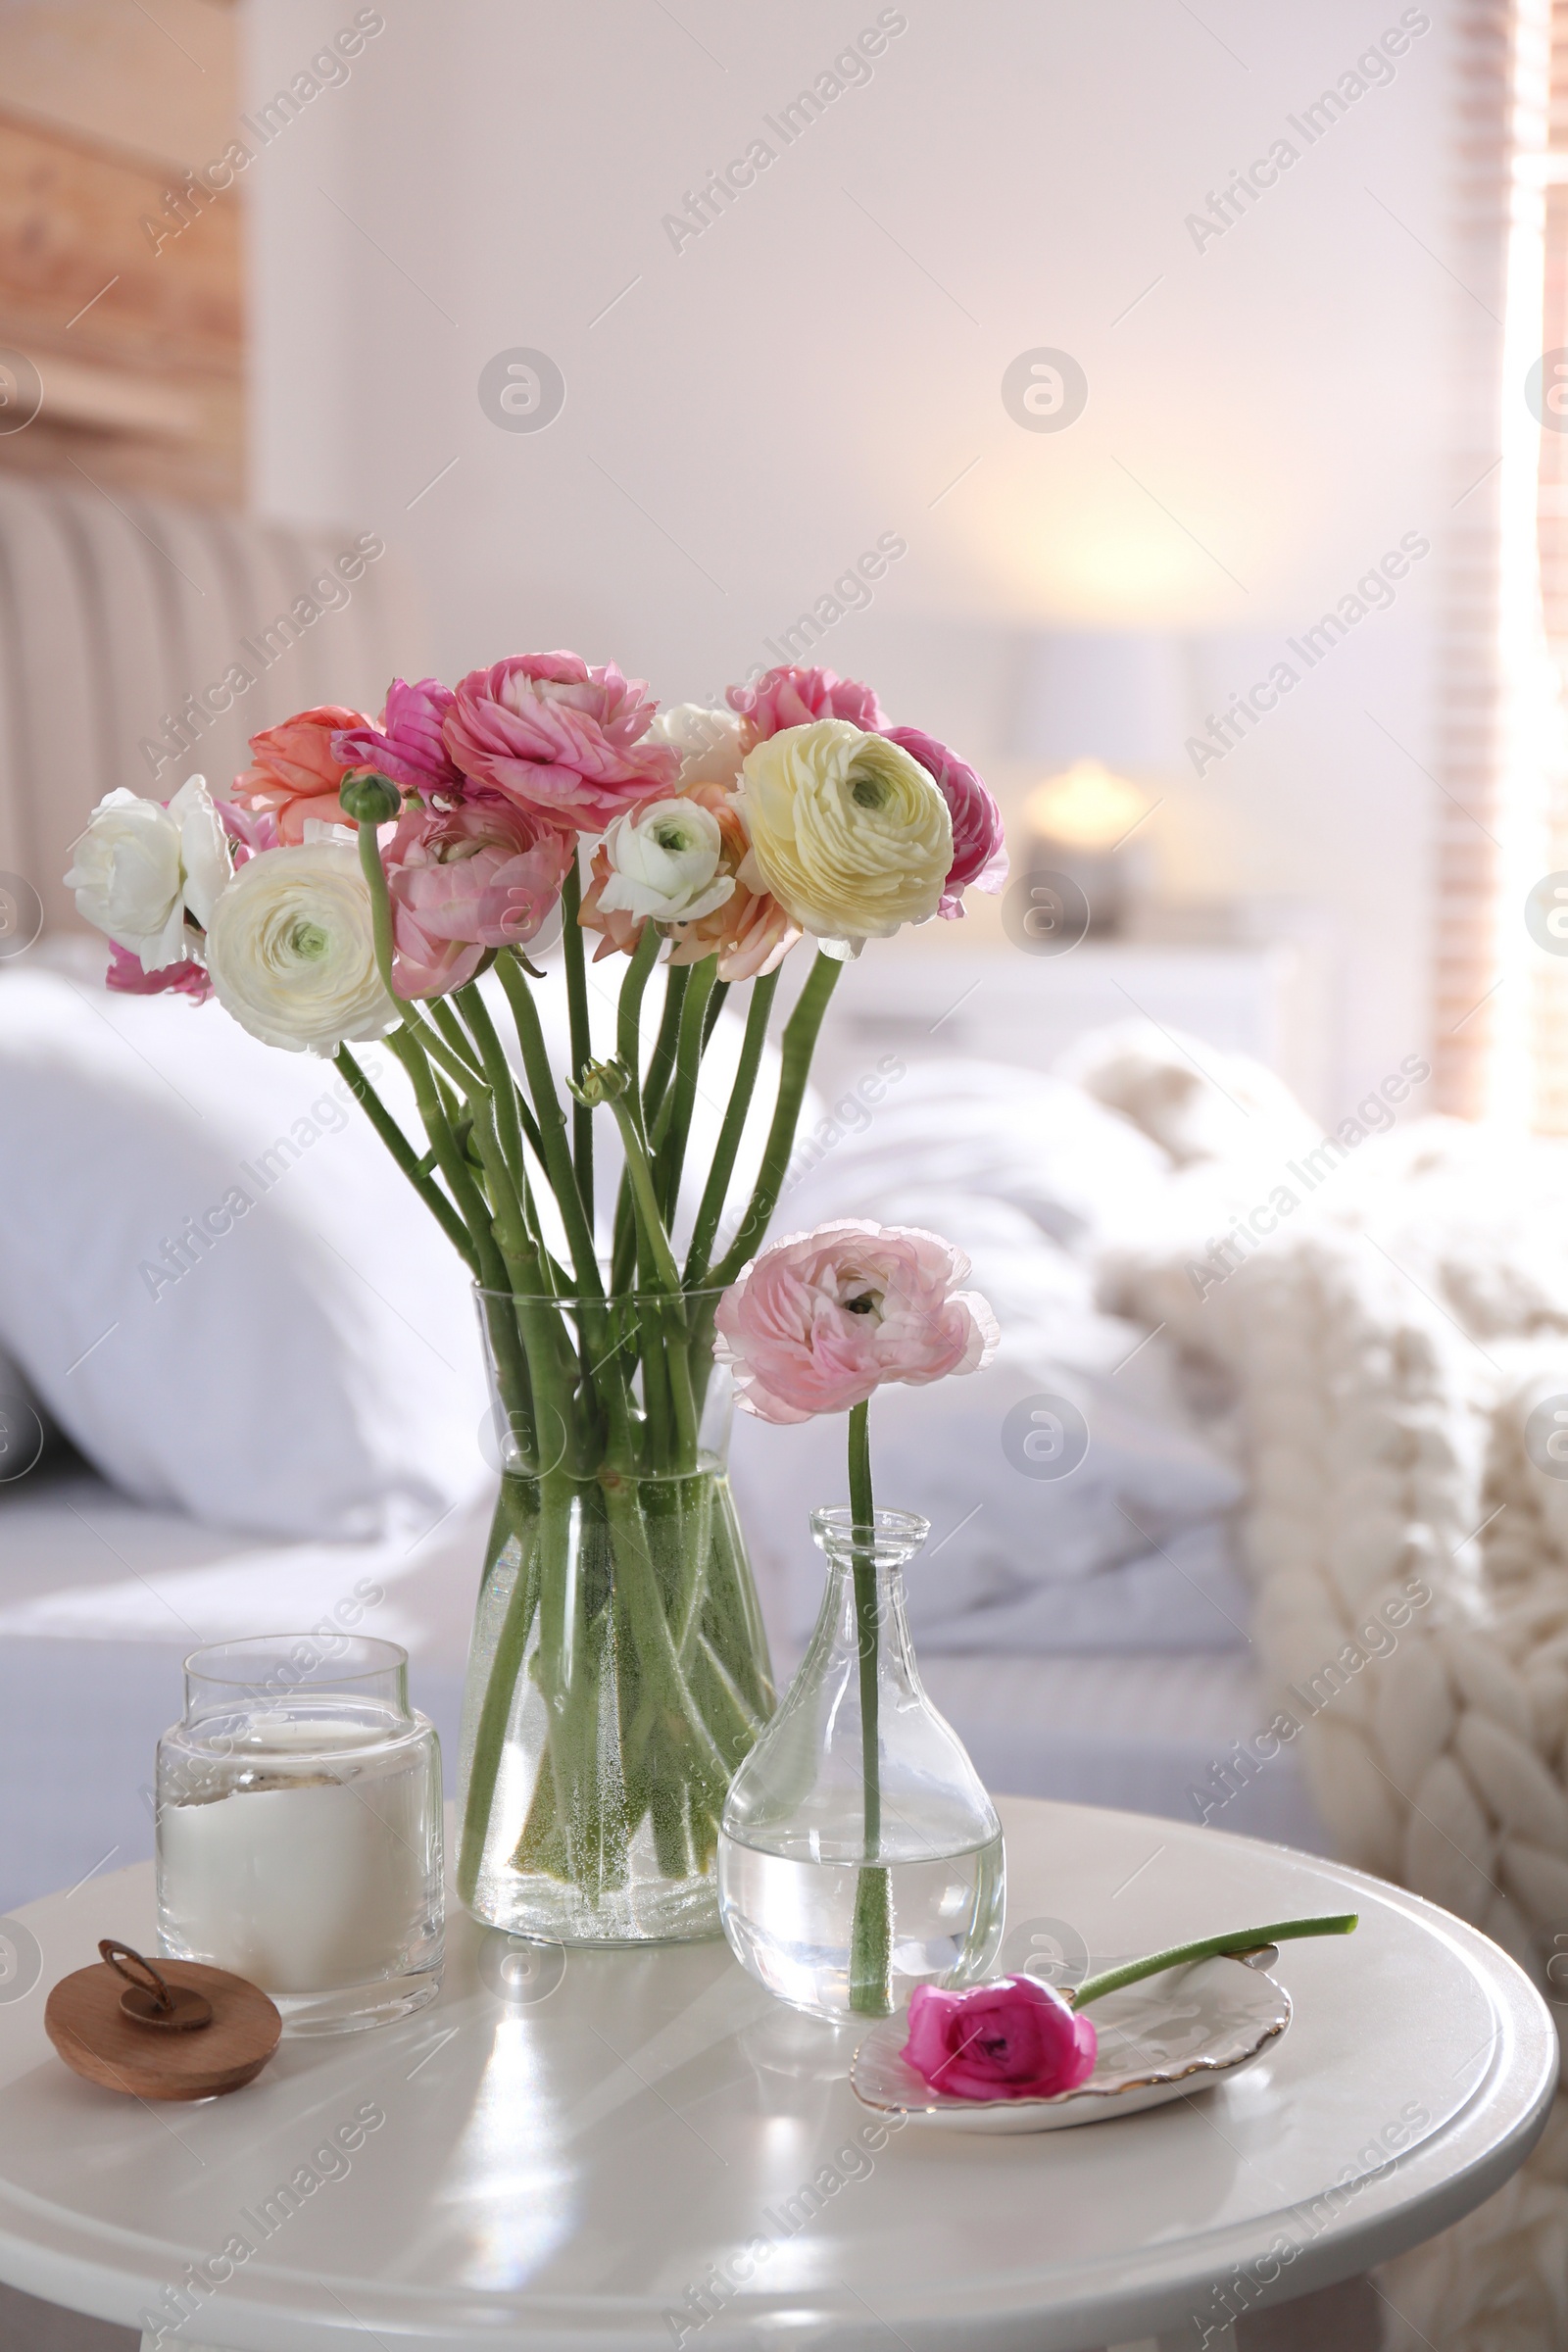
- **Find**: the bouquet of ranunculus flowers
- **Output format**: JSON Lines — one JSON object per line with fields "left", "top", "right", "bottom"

{"left": 65, "top": 655, "right": 1006, "bottom": 1943}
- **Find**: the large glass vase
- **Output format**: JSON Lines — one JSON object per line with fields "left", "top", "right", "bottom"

{"left": 457, "top": 1285, "right": 775, "bottom": 1942}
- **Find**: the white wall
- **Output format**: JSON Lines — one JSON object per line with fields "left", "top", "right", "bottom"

{"left": 245, "top": 0, "right": 1452, "bottom": 1112}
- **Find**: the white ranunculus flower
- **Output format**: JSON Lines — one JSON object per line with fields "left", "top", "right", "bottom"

{"left": 203, "top": 842, "right": 397, "bottom": 1055}
{"left": 645, "top": 702, "right": 745, "bottom": 788}
{"left": 737, "top": 719, "right": 952, "bottom": 946}
{"left": 596, "top": 797, "right": 736, "bottom": 925}
{"left": 64, "top": 775, "right": 231, "bottom": 968}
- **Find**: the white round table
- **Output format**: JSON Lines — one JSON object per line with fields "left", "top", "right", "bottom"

{"left": 0, "top": 1795, "right": 1552, "bottom": 2352}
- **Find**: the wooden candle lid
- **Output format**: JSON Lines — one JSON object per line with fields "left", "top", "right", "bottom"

{"left": 46, "top": 1941, "right": 280, "bottom": 2101}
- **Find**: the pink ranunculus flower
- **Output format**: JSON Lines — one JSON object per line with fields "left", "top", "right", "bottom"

{"left": 881, "top": 725, "right": 1008, "bottom": 918}
{"left": 714, "top": 1219, "right": 999, "bottom": 1425}
{"left": 726, "top": 663, "right": 888, "bottom": 752}
{"left": 382, "top": 800, "right": 575, "bottom": 999}
{"left": 216, "top": 800, "right": 280, "bottom": 866}
{"left": 331, "top": 678, "right": 463, "bottom": 803}
{"left": 903, "top": 1978, "right": 1098, "bottom": 2102}
{"left": 231, "top": 705, "right": 374, "bottom": 845}
{"left": 104, "top": 942, "right": 214, "bottom": 1002}
{"left": 443, "top": 652, "right": 678, "bottom": 834}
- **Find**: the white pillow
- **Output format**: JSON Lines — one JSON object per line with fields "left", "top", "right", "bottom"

{"left": 0, "top": 946, "right": 800, "bottom": 1541}
{"left": 0, "top": 949, "right": 489, "bottom": 1539}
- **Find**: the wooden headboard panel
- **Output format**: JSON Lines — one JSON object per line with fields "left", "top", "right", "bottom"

{"left": 0, "top": 475, "right": 422, "bottom": 936}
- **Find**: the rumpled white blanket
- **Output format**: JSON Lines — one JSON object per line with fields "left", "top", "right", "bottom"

{"left": 1064, "top": 1024, "right": 1568, "bottom": 2352}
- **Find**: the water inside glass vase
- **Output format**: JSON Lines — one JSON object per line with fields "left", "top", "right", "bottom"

{"left": 717, "top": 1507, "right": 1004, "bottom": 2020}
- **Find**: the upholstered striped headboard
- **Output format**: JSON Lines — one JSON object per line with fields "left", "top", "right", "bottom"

{"left": 0, "top": 476, "right": 423, "bottom": 935}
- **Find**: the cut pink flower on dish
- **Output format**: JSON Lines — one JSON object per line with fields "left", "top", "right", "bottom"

{"left": 903, "top": 1977, "right": 1099, "bottom": 2101}
{"left": 714, "top": 1219, "right": 999, "bottom": 1425}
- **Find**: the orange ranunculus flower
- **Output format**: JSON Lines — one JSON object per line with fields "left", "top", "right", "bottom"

{"left": 231, "top": 705, "right": 374, "bottom": 845}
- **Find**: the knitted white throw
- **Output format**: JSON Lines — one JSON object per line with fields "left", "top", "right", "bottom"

{"left": 1067, "top": 1031, "right": 1568, "bottom": 2352}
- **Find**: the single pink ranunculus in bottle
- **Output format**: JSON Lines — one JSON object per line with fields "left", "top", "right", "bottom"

{"left": 714, "top": 1219, "right": 998, "bottom": 1425}
{"left": 903, "top": 1976, "right": 1099, "bottom": 2101}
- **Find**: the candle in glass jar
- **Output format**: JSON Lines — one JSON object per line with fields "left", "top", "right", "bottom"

{"left": 157, "top": 1638, "right": 443, "bottom": 2034}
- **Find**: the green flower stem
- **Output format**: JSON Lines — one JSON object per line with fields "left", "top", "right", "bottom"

{"left": 643, "top": 960, "right": 689, "bottom": 1132}
{"left": 609, "top": 925, "right": 666, "bottom": 1298}
{"left": 702, "top": 978, "right": 730, "bottom": 1050}
{"left": 684, "top": 970, "right": 778, "bottom": 1286}
{"left": 599, "top": 1470, "right": 731, "bottom": 1809}
{"left": 561, "top": 860, "right": 595, "bottom": 1224}
{"left": 604, "top": 1093, "right": 697, "bottom": 1467}
{"left": 385, "top": 1027, "right": 507, "bottom": 1295}
{"left": 847, "top": 1398, "right": 892, "bottom": 2017}
{"left": 495, "top": 952, "right": 603, "bottom": 1298}
{"left": 656, "top": 956, "right": 717, "bottom": 1228}
{"left": 333, "top": 1045, "right": 476, "bottom": 1272}
{"left": 458, "top": 1469, "right": 573, "bottom": 1906}
{"left": 606, "top": 1092, "right": 682, "bottom": 1297}
{"left": 710, "top": 951, "right": 842, "bottom": 1288}
{"left": 453, "top": 984, "right": 529, "bottom": 1207}
{"left": 356, "top": 815, "right": 397, "bottom": 995}
{"left": 1070, "top": 1914, "right": 1359, "bottom": 2011}
{"left": 618, "top": 919, "right": 664, "bottom": 1074}
{"left": 385, "top": 1023, "right": 539, "bottom": 1478}
{"left": 427, "top": 997, "right": 488, "bottom": 1084}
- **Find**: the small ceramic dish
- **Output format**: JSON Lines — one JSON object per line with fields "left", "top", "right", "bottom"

{"left": 850, "top": 1952, "right": 1291, "bottom": 2134}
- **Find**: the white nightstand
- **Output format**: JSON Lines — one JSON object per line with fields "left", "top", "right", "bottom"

{"left": 808, "top": 940, "right": 1328, "bottom": 1117}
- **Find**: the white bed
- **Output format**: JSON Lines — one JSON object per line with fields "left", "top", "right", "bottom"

{"left": 0, "top": 1449, "right": 1325, "bottom": 1918}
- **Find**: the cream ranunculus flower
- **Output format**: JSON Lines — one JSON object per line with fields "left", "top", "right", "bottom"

{"left": 203, "top": 841, "right": 397, "bottom": 1054}
{"left": 737, "top": 718, "right": 952, "bottom": 946}
{"left": 596, "top": 796, "right": 736, "bottom": 925}
{"left": 645, "top": 702, "right": 744, "bottom": 788}
{"left": 64, "top": 775, "right": 231, "bottom": 968}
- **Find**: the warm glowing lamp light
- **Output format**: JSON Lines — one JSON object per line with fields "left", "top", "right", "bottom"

{"left": 1024, "top": 760, "right": 1150, "bottom": 853}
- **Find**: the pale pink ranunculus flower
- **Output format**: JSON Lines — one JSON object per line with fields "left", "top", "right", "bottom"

{"left": 726, "top": 663, "right": 887, "bottom": 752}
{"left": 880, "top": 725, "right": 1008, "bottom": 918}
{"left": 903, "top": 1978, "right": 1098, "bottom": 2101}
{"left": 443, "top": 652, "right": 678, "bottom": 833}
{"left": 714, "top": 1219, "right": 999, "bottom": 1424}
{"left": 231, "top": 706, "right": 374, "bottom": 844}
{"left": 332, "top": 677, "right": 463, "bottom": 802}
{"left": 383, "top": 800, "right": 576, "bottom": 998}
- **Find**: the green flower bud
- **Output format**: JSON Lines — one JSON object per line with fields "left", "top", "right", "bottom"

{"left": 568, "top": 1056, "right": 632, "bottom": 1109}
{"left": 339, "top": 769, "right": 403, "bottom": 825}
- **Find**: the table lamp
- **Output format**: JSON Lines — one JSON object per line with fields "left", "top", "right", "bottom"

{"left": 1011, "top": 633, "right": 1185, "bottom": 936}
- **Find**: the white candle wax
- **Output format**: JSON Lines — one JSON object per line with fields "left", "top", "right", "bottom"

{"left": 160, "top": 1720, "right": 432, "bottom": 1995}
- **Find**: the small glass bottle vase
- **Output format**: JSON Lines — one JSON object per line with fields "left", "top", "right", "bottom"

{"left": 157, "top": 1636, "right": 444, "bottom": 2034}
{"left": 717, "top": 1508, "right": 1004, "bottom": 2021}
